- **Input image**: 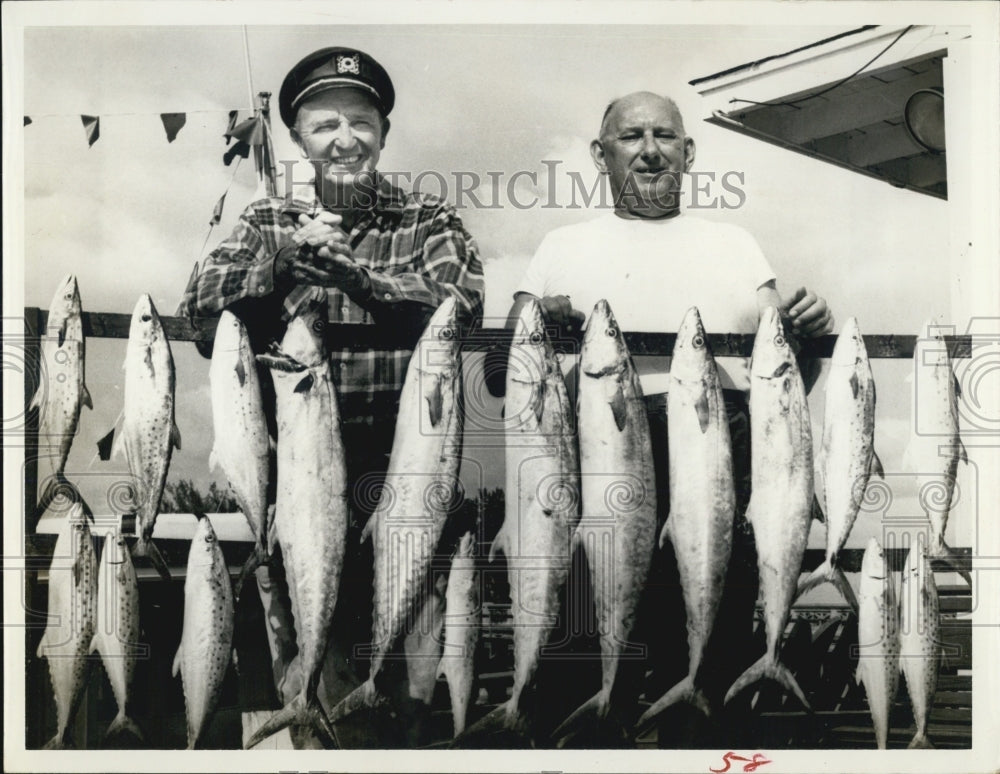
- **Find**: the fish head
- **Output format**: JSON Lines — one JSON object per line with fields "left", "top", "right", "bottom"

{"left": 914, "top": 316, "right": 951, "bottom": 370}
{"left": 860, "top": 537, "right": 888, "bottom": 583}
{"left": 65, "top": 502, "right": 93, "bottom": 555}
{"left": 212, "top": 310, "right": 248, "bottom": 358}
{"left": 831, "top": 316, "right": 868, "bottom": 367}
{"left": 415, "top": 295, "right": 462, "bottom": 377}
{"left": 281, "top": 290, "right": 329, "bottom": 367}
{"left": 508, "top": 298, "right": 552, "bottom": 384}
{"left": 581, "top": 299, "right": 628, "bottom": 378}
{"left": 750, "top": 306, "right": 798, "bottom": 381}
{"left": 670, "top": 306, "right": 714, "bottom": 382}
{"left": 46, "top": 274, "right": 82, "bottom": 343}
{"left": 128, "top": 294, "right": 166, "bottom": 350}
{"left": 103, "top": 527, "right": 130, "bottom": 566}
{"left": 189, "top": 515, "right": 222, "bottom": 568}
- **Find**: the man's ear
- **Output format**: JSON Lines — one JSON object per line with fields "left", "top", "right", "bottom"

{"left": 684, "top": 136, "right": 696, "bottom": 173}
{"left": 290, "top": 127, "right": 308, "bottom": 159}
{"left": 380, "top": 117, "right": 391, "bottom": 149}
{"left": 590, "top": 139, "right": 608, "bottom": 174}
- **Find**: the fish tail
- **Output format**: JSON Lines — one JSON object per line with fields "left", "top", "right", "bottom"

{"left": 908, "top": 732, "right": 935, "bottom": 749}
{"left": 106, "top": 711, "right": 144, "bottom": 742}
{"left": 929, "top": 540, "right": 972, "bottom": 587}
{"left": 42, "top": 728, "right": 72, "bottom": 750}
{"left": 133, "top": 537, "right": 171, "bottom": 581}
{"left": 551, "top": 690, "right": 610, "bottom": 744}
{"left": 635, "top": 675, "right": 710, "bottom": 736}
{"left": 795, "top": 559, "right": 833, "bottom": 601}
{"left": 724, "top": 654, "right": 811, "bottom": 711}
{"left": 244, "top": 692, "right": 340, "bottom": 749}
{"left": 326, "top": 679, "right": 378, "bottom": 725}
{"left": 450, "top": 702, "right": 516, "bottom": 747}
{"left": 831, "top": 565, "right": 860, "bottom": 614}
{"left": 34, "top": 473, "right": 84, "bottom": 522}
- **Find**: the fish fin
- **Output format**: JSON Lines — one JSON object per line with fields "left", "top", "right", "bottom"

{"left": 235, "top": 550, "right": 262, "bottom": 601}
{"left": 171, "top": 422, "right": 182, "bottom": 451}
{"left": 450, "top": 703, "right": 514, "bottom": 748}
{"left": 294, "top": 373, "right": 314, "bottom": 393}
{"left": 958, "top": 438, "right": 968, "bottom": 465}
{"left": 97, "top": 427, "right": 117, "bottom": 462}
{"left": 326, "top": 680, "right": 378, "bottom": 725}
{"left": 725, "top": 655, "right": 812, "bottom": 711}
{"left": 172, "top": 644, "right": 182, "bottom": 677}
{"left": 831, "top": 566, "right": 860, "bottom": 614}
{"left": 908, "top": 733, "right": 935, "bottom": 749}
{"left": 43, "top": 734, "right": 69, "bottom": 750}
{"left": 488, "top": 521, "right": 507, "bottom": 562}
{"left": 257, "top": 350, "right": 307, "bottom": 373}
{"left": 810, "top": 493, "right": 826, "bottom": 524}
{"left": 360, "top": 514, "right": 375, "bottom": 544}
{"left": 635, "top": 676, "right": 709, "bottom": 736}
{"left": 82, "top": 384, "right": 94, "bottom": 410}
{"left": 425, "top": 373, "right": 444, "bottom": 427}
{"left": 870, "top": 450, "right": 885, "bottom": 479}
{"left": 795, "top": 560, "right": 831, "bottom": 602}
{"left": 57, "top": 324, "right": 67, "bottom": 349}
{"left": 932, "top": 541, "right": 972, "bottom": 588}
{"left": 695, "top": 389, "right": 711, "bottom": 434}
{"left": 849, "top": 372, "right": 860, "bottom": 400}
{"left": 532, "top": 381, "right": 546, "bottom": 425}
{"left": 952, "top": 372, "right": 962, "bottom": 400}
{"left": 245, "top": 692, "right": 340, "bottom": 749}
{"left": 608, "top": 380, "right": 627, "bottom": 432}
{"left": 142, "top": 540, "right": 172, "bottom": 582}
{"left": 499, "top": 402, "right": 505, "bottom": 421}
{"left": 37, "top": 629, "right": 47, "bottom": 659}
{"left": 551, "top": 690, "right": 609, "bottom": 743}
{"left": 235, "top": 358, "right": 246, "bottom": 387}
{"left": 28, "top": 384, "right": 43, "bottom": 411}
{"left": 106, "top": 713, "right": 144, "bottom": 742}
{"left": 658, "top": 517, "right": 671, "bottom": 550}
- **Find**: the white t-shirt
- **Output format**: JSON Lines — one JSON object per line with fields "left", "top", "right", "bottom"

{"left": 517, "top": 212, "right": 776, "bottom": 394}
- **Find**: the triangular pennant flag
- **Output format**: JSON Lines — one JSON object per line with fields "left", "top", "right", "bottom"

{"left": 229, "top": 115, "right": 263, "bottom": 146}
{"left": 210, "top": 192, "right": 227, "bottom": 225}
{"left": 160, "top": 112, "right": 187, "bottom": 143}
{"left": 24, "top": 116, "right": 32, "bottom": 126}
{"left": 224, "top": 110, "right": 239, "bottom": 141}
{"left": 81, "top": 115, "right": 100, "bottom": 147}
{"left": 223, "top": 141, "right": 251, "bottom": 166}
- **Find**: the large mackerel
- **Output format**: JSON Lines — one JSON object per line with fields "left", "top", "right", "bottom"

{"left": 555, "top": 299, "right": 656, "bottom": 738}
{"left": 461, "top": 297, "right": 580, "bottom": 740}
{"left": 327, "top": 296, "right": 464, "bottom": 726}
{"left": 797, "top": 317, "right": 883, "bottom": 611}
{"left": 637, "top": 306, "right": 734, "bottom": 728}
{"left": 724, "top": 306, "right": 812, "bottom": 709}
{"left": 856, "top": 537, "right": 900, "bottom": 749}
{"left": 905, "top": 319, "right": 970, "bottom": 586}
{"left": 899, "top": 539, "right": 940, "bottom": 749}
{"left": 112, "top": 294, "right": 180, "bottom": 580}
{"left": 30, "top": 274, "right": 93, "bottom": 514}
{"left": 173, "top": 514, "right": 235, "bottom": 748}
{"left": 209, "top": 310, "right": 272, "bottom": 596}
{"left": 440, "top": 528, "right": 480, "bottom": 736}
{"left": 245, "top": 293, "right": 349, "bottom": 748}
{"left": 37, "top": 503, "right": 98, "bottom": 749}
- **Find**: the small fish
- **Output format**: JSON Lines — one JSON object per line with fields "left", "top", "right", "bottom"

{"left": 725, "top": 307, "right": 812, "bottom": 710}
{"left": 244, "top": 293, "right": 348, "bottom": 748}
{"left": 554, "top": 299, "right": 656, "bottom": 740}
{"left": 209, "top": 310, "right": 272, "bottom": 597}
{"left": 905, "top": 319, "right": 970, "bottom": 586}
{"left": 327, "top": 296, "right": 464, "bottom": 728}
{"left": 404, "top": 572, "right": 448, "bottom": 706}
{"left": 30, "top": 275, "right": 93, "bottom": 516}
{"left": 856, "top": 537, "right": 900, "bottom": 749}
{"left": 899, "top": 539, "right": 940, "bottom": 749}
{"left": 637, "top": 306, "right": 735, "bottom": 729}
{"left": 111, "top": 294, "right": 180, "bottom": 580}
{"left": 37, "top": 504, "right": 98, "bottom": 749}
{"left": 91, "top": 527, "right": 144, "bottom": 742}
{"left": 173, "top": 514, "right": 235, "bottom": 749}
{"left": 439, "top": 530, "right": 480, "bottom": 737}
{"left": 797, "top": 317, "right": 883, "bottom": 611}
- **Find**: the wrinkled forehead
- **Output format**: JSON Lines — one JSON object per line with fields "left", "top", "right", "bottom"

{"left": 603, "top": 93, "right": 685, "bottom": 136}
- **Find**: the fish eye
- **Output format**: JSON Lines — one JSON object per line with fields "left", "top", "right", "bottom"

{"left": 440, "top": 327, "right": 455, "bottom": 340}
{"left": 311, "top": 319, "right": 325, "bottom": 333}
{"left": 693, "top": 334, "right": 705, "bottom": 348}
{"left": 141, "top": 314, "right": 153, "bottom": 323}
{"left": 205, "top": 533, "right": 215, "bottom": 543}
{"left": 529, "top": 331, "right": 543, "bottom": 345}
{"left": 774, "top": 334, "right": 785, "bottom": 347}
{"left": 606, "top": 327, "right": 618, "bottom": 338}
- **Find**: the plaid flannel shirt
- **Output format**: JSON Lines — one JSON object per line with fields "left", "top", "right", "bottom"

{"left": 179, "top": 174, "right": 484, "bottom": 421}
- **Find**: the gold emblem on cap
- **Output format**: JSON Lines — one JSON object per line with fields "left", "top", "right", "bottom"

{"left": 336, "top": 54, "right": 361, "bottom": 75}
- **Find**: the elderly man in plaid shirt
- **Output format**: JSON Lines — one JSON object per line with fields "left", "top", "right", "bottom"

{"left": 180, "top": 47, "right": 483, "bottom": 748}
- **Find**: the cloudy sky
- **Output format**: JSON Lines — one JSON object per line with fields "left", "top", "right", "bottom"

{"left": 13, "top": 10, "right": 995, "bottom": 566}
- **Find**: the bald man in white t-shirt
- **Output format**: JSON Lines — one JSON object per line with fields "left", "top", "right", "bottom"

{"left": 486, "top": 92, "right": 833, "bottom": 748}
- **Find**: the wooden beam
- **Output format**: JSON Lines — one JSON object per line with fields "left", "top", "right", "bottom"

{"left": 870, "top": 153, "right": 948, "bottom": 188}
{"left": 810, "top": 120, "right": 926, "bottom": 167}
